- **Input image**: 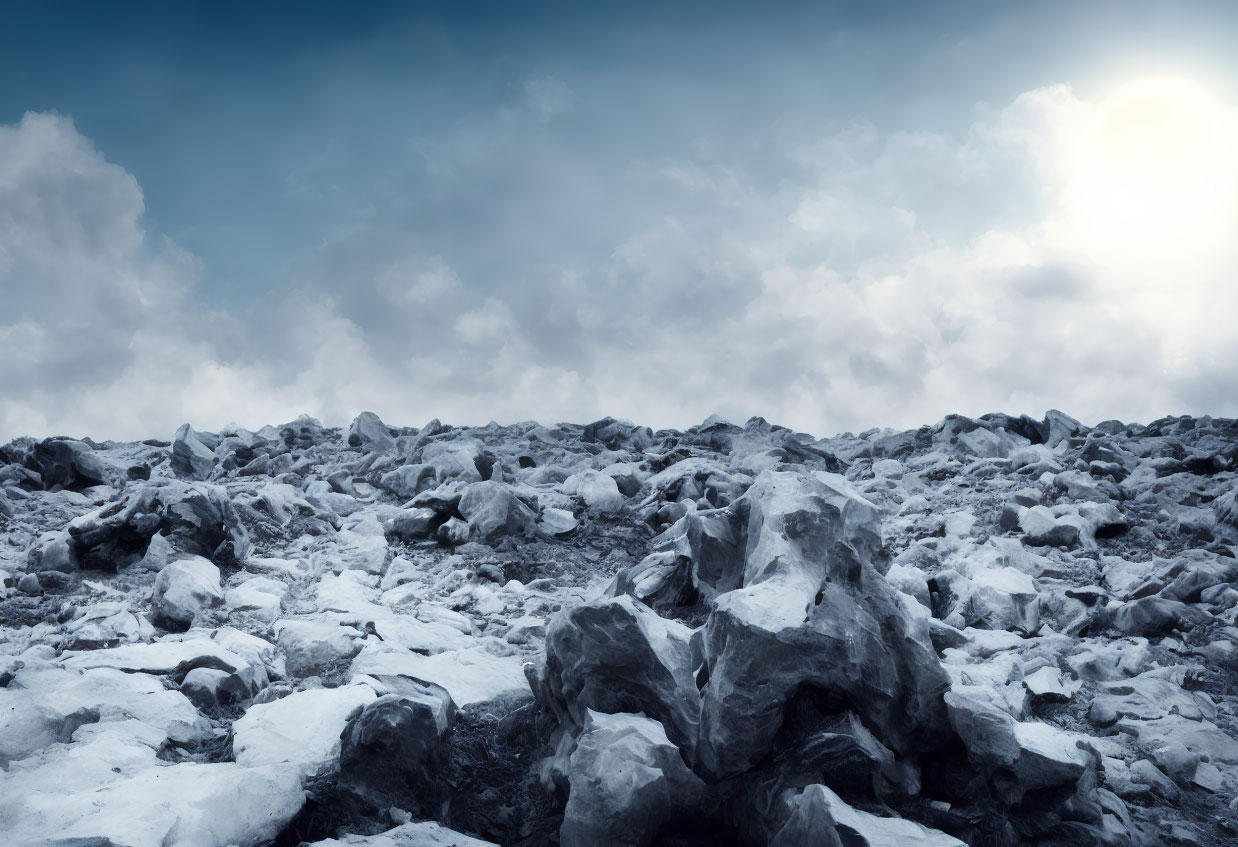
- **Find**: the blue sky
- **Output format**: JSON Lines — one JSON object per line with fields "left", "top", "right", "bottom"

{"left": 2, "top": 1, "right": 1237, "bottom": 439}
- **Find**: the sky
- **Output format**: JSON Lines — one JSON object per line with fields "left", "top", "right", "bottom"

{"left": 2, "top": 0, "right": 1237, "bottom": 442}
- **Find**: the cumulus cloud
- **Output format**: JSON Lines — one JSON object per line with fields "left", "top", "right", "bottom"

{"left": 2, "top": 79, "right": 1236, "bottom": 442}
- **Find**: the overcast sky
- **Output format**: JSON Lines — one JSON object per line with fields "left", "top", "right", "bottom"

{"left": 2, "top": 1, "right": 1237, "bottom": 441}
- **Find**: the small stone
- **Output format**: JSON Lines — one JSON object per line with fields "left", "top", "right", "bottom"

{"left": 17, "top": 572, "right": 41, "bottom": 595}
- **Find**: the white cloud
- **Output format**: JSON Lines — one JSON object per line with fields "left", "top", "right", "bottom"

{"left": 2, "top": 79, "right": 1236, "bottom": 442}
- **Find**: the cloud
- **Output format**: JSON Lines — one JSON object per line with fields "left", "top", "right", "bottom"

{"left": 2, "top": 78, "right": 1236, "bottom": 442}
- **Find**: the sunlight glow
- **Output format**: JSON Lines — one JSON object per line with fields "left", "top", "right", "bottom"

{"left": 1062, "top": 75, "right": 1238, "bottom": 258}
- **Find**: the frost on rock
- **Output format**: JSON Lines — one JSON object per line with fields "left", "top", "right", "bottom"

{"left": 0, "top": 410, "right": 1236, "bottom": 845}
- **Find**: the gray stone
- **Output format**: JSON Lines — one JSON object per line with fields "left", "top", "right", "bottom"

{"left": 151, "top": 556, "right": 223, "bottom": 631}
{"left": 457, "top": 481, "right": 536, "bottom": 542}
{"left": 560, "top": 710, "right": 703, "bottom": 847}
{"left": 695, "top": 471, "right": 952, "bottom": 779}
{"left": 338, "top": 687, "right": 456, "bottom": 817}
{"left": 542, "top": 594, "right": 700, "bottom": 762}
{"left": 171, "top": 424, "right": 217, "bottom": 480}
{"left": 348, "top": 411, "right": 397, "bottom": 452}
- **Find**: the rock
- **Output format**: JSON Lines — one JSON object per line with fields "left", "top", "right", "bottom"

{"left": 945, "top": 686, "right": 1092, "bottom": 803}
{"left": 16, "top": 572, "right": 40, "bottom": 595}
{"left": 65, "top": 479, "right": 249, "bottom": 571}
{"left": 582, "top": 417, "right": 654, "bottom": 452}
{"left": 384, "top": 506, "right": 438, "bottom": 539}
{"left": 274, "top": 619, "right": 363, "bottom": 680}
{"left": 542, "top": 595, "right": 699, "bottom": 759}
{"left": 180, "top": 666, "right": 251, "bottom": 714}
{"left": 770, "top": 783, "right": 965, "bottom": 847}
{"left": 151, "top": 556, "right": 223, "bottom": 631}
{"left": 562, "top": 469, "right": 626, "bottom": 512}
{"left": 613, "top": 509, "right": 744, "bottom": 610}
{"left": 560, "top": 710, "right": 704, "bottom": 847}
{"left": 224, "top": 577, "right": 285, "bottom": 623}
{"left": 1021, "top": 506, "right": 1081, "bottom": 548}
{"left": 539, "top": 506, "right": 579, "bottom": 536}
{"left": 1110, "top": 597, "right": 1194, "bottom": 637}
{"left": 694, "top": 471, "right": 952, "bottom": 779}
{"left": 1023, "top": 666, "right": 1080, "bottom": 703}
{"left": 2, "top": 757, "right": 305, "bottom": 847}
{"left": 353, "top": 645, "right": 530, "bottom": 708}
{"left": 457, "top": 481, "right": 536, "bottom": 542}
{"left": 171, "top": 423, "right": 217, "bottom": 480}
{"left": 29, "top": 437, "right": 112, "bottom": 490}
{"left": 302, "top": 821, "right": 498, "bottom": 847}
{"left": 233, "top": 684, "right": 377, "bottom": 779}
{"left": 421, "top": 440, "right": 485, "bottom": 483}
{"left": 338, "top": 686, "right": 456, "bottom": 817}
{"left": 348, "top": 411, "right": 397, "bottom": 451}
{"left": 380, "top": 463, "right": 436, "bottom": 498}
{"left": 26, "top": 530, "right": 78, "bottom": 573}
{"left": 1129, "top": 758, "right": 1180, "bottom": 801}
{"left": 964, "top": 567, "right": 1040, "bottom": 634}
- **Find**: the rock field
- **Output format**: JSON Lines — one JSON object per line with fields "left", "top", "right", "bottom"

{"left": 1, "top": 409, "right": 1237, "bottom": 846}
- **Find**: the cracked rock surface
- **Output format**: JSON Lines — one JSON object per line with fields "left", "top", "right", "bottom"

{"left": 1, "top": 409, "right": 1237, "bottom": 846}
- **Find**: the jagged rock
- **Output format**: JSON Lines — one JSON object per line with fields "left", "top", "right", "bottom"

{"left": 561, "top": 468, "right": 625, "bottom": 512}
{"left": 542, "top": 594, "right": 700, "bottom": 761}
{"left": 233, "top": 684, "right": 377, "bottom": 779}
{"left": 560, "top": 710, "right": 705, "bottom": 847}
{"left": 28, "top": 437, "right": 112, "bottom": 490}
{"left": 1021, "top": 505, "right": 1082, "bottom": 547}
{"left": 457, "top": 480, "right": 536, "bottom": 541}
{"left": 1110, "top": 596, "right": 1196, "bottom": 637}
{"left": 179, "top": 666, "right": 251, "bottom": 713}
{"left": 349, "top": 411, "right": 397, "bottom": 451}
{"left": 694, "top": 470, "right": 952, "bottom": 779}
{"left": 380, "top": 463, "right": 437, "bottom": 498}
{"left": 151, "top": 556, "right": 223, "bottom": 631}
{"left": 769, "top": 783, "right": 964, "bottom": 847}
{"left": 613, "top": 509, "right": 743, "bottom": 610}
{"left": 945, "top": 686, "right": 1093, "bottom": 803}
{"left": 171, "top": 423, "right": 217, "bottom": 480}
{"left": 384, "top": 506, "right": 438, "bottom": 539}
{"left": 338, "top": 686, "right": 456, "bottom": 817}
{"left": 303, "top": 821, "right": 498, "bottom": 847}
{"left": 64, "top": 479, "right": 249, "bottom": 571}
{"left": 582, "top": 417, "right": 654, "bottom": 452}
{"left": 274, "top": 619, "right": 363, "bottom": 679}
{"left": 963, "top": 567, "right": 1041, "bottom": 634}
{"left": 539, "top": 506, "right": 578, "bottom": 536}
{"left": 1023, "top": 666, "right": 1080, "bottom": 703}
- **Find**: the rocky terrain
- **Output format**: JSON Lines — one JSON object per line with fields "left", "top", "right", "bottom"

{"left": 1, "top": 409, "right": 1237, "bottom": 847}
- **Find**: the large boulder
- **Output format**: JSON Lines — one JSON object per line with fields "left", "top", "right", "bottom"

{"left": 348, "top": 411, "right": 397, "bottom": 452}
{"left": 457, "top": 481, "right": 536, "bottom": 542}
{"left": 612, "top": 509, "right": 744, "bottom": 610}
{"left": 64, "top": 479, "right": 249, "bottom": 571}
{"left": 151, "top": 556, "right": 223, "bottom": 631}
{"left": 541, "top": 595, "right": 700, "bottom": 761}
{"left": 28, "top": 437, "right": 113, "bottom": 490}
{"left": 233, "top": 685, "right": 377, "bottom": 780}
{"left": 582, "top": 417, "right": 654, "bottom": 452}
{"left": 337, "top": 685, "right": 456, "bottom": 817}
{"left": 560, "top": 710, "right": 704, "bottom": 847}
{"left": 694, "top": 471, "right": 953, "bottom": 779}
{"left": 275, "top": 619, "right": 364, "bottom": 680}
{"left": 944, "top": 686, "right": 1093, "bottom": 804}
{"left": 171, "top": 423, "right": 217, "bottom": 480}
{"left": 769, "top": 783, "right": 965, "bottom": 847}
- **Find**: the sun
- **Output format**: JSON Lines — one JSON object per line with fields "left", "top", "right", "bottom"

{"left": 1061, "top": 75, "right": 1238, "bottom": 258}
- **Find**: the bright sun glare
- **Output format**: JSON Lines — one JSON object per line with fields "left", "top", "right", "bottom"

{"left": 1063, "top": 75, "right": 1238, "bottom": 257}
